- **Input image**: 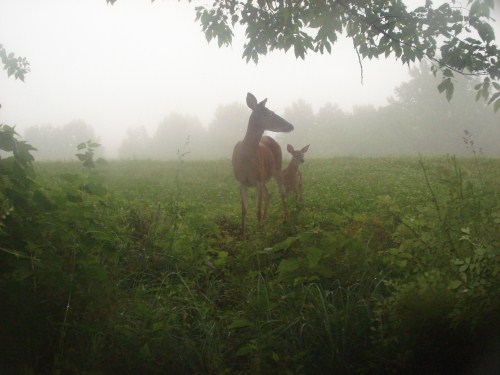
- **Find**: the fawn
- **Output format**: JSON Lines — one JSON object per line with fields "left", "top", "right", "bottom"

{"left": 283, "top": 144, "right": 310, "bottom": 201}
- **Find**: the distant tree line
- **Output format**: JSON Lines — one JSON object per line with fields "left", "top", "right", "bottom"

{"left": 23, "top": 120, "right": 105, "bottom": 160}
{"left": 23, "top": 63, "right": 499, "bottom": 160}
{"left": 280, "top": 63, "right": 499, "bottom": 157}
{"left": 117, "top": 104, "right": 248, "bottom": 160}
{"left": 118, "top": 63, "right": 498, "bottom": 159}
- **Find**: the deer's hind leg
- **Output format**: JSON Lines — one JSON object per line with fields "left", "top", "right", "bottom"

{"left": 257, "top": 182, "right": 271, "bottom": 221}
{"left": 262, "top": 184, "right": 271, "bottom": 219}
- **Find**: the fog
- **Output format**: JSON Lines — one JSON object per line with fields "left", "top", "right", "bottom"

{"left": 1, "top": 0, "right": 499, "bottom": 159}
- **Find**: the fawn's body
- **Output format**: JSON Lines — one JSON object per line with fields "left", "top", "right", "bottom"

{"left": 283, "top": 144, "right": 310, "bottom": 201}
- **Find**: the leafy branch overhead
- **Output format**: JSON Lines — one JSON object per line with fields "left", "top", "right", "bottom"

{"left": 0, "top": 44, "right": 30, "bottom": 81}
{"left": 108, "top": 0, "right": 500, "bottom": 111}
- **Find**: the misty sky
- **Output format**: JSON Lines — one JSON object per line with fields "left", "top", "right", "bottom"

{"left": 1, "top": 0, "right": 499, "bottom": 157}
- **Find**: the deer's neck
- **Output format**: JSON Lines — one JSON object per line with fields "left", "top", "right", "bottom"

{"left": 285, "top": 158, "right": 300, "bottom": 173}
{"left": 241, "top": 118, "right": 264, "bottom": 155}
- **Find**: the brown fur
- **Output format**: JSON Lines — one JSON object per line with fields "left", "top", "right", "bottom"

{"left": 283, "top": 144, "right": 309, "bottom": 201}
{"left": 232, "top": 93, "right": 294, "bottom": 239}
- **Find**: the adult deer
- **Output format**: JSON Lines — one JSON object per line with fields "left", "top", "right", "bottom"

{"left": 232, "top": 93, "right": 294, "bottom": 240}
{"left": 283, "top": 144, "right": 310, "bottom": 201}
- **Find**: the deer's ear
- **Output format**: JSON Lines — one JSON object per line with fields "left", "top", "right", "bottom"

{"left": 246, "top": 93, "right": 258, "bottom": 110}
{"left": 287, "top": 144, "right": 294, "bottom": 153}
{"left": 258, "top": 98, "right": 268, "bottom": 107}
{"left": 301, "top": 145, "right": 310, "bottom": 153}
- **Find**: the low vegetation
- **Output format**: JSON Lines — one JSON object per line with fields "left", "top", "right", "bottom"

{"left": 1, "top": 125, "right": 499, "bottom": 374}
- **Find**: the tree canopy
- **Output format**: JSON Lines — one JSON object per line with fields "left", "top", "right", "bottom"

{"left": 106, "top": 0, "right": 500, "bottom": 111}
{"left": 3, "top": 1, "right": 499, "bottom": 110}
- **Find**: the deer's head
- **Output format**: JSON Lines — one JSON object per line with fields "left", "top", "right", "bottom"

{"left": 246, "top": 92, "right": 294, "bottom": 133}
{"left": 287, "top": 144, "right": 310, "bottom": 164}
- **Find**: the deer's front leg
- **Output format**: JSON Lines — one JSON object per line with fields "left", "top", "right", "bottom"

{"left": 298, "top": 179, "right": 303, "bottom": 201}
{"left": 257, "top": 182, "right": 264, "bottom": 222}
{"left": 240, "top": 184, "right": 248, "bottom": 240}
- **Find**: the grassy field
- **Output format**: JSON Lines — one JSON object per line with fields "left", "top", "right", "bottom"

{"left": 2, "top": 155, "right": 499, "bottom": 374}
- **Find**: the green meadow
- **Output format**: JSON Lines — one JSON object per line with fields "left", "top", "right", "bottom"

{"left": 2, "top": 152, "right": 499, "bottom": 374}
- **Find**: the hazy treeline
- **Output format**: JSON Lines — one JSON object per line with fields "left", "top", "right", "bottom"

{"left": 119, "top": 64, "right": 499, "bottom": 159}
{"left": 118, "top": 104, "right": 248, "bottom": 160}
{"left": 23, "top": 64, "right": 499, "bottom": 160}
{"left": 23, "top": 120, "right": 105, "bottom": 160}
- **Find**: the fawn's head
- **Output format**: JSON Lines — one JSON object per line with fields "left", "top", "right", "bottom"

{"left": 246, "top": 92, "right": 294, "bottom": 133}
{"left": 287, "top": 144, "right": 310, "bottom": 164}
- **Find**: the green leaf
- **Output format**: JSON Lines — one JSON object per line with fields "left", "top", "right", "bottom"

{"left": 487, "top": 91, "right": 500, "bottom": 105}
{"left": 494, "top": 97, "right": 500, "bottom": 112}
{"left": 446, "top": 81, "right": 455, "bottom": 102}
{"left": 473, "top": 21, "right": 495, "bottom": 43}
{"left": 324, "top": 41, "right": 331, "bottom": 53}
{"left": 306, "top": 247, "right": 322, "bottom": 268}
{"left": 398, "top": 260, "right": 408, "bottom": 268}
{"left": 273, "top": 236, "right": 298, "bottom": 251}
{"left": 236, "top": 343, "right": 255, "bottom": 357}
{"left": 449, "top": 280, "right": 462, "bottom": 290}
{"left": 482, "top": 84, "right": 489, "bottom": 100}
{"left": 228, "top": 319, "right": 252, "bottom": 330}
{"left": 442, "top": 68, "right": 454, "bottom": 78}
{"left": 445, "top": 79, "right": 454, "bottom": 101}
{"left": 83, "top": 159, "right": 95, "bottom": 169}
{"left": 476, "top": 88, "right": 482, "bottom": 101}
{"left": 214, "top": 250, "right": 228, "bottom": 267}
{"left": 278, "top": 258, "right": 301, "bottom": 276}
{"left": 437, "top": 78, "right": 449, "bottom": 93}
{"left": 473, "top": 247, "right": 486, "bottom": 256}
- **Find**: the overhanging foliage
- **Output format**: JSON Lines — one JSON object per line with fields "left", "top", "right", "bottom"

{"left": 107, "top": 0, "right": 500, "bottom": 111}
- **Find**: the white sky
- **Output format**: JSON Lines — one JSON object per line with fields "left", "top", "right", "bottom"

{"left": 0, "top": 0, "right": 498, "bottom": 157}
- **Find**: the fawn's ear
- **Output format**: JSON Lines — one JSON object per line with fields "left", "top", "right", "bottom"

{"left": 287, "top": 144, "right": 294, "bottom": 154}
{"left": 301, "top": 145, "right": 310, "bottom": 153}
{"left": 258, "top": 98, "right": 268, "bottom": 107}
{"left": 246, "top": 93, "right": 258, "bottom": 110}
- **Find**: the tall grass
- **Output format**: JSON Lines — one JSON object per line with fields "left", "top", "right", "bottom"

{"left": 1, "top": 156, "right": 498, "bottom": 374}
